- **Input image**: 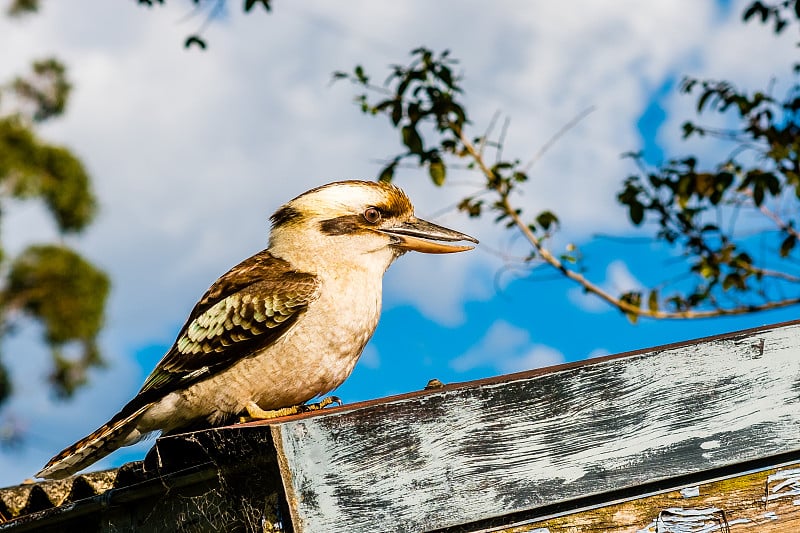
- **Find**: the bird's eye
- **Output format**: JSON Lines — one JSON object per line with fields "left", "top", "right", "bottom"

{"left": 363, "top": 207, "right": 381, "bottom": 224}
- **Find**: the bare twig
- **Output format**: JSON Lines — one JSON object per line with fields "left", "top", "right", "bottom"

{"left": 523, "top": 106, "right": 596, "bottom": 173}
{"left": 455, "top": 125, "right": 800, "bottom": 320}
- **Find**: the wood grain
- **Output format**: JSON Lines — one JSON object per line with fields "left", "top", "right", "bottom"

{"left": 271, "top": 321, "right": 800, "bottom": 532}
{"left": 505, "top": 463, "right": 800, "bottom": 532}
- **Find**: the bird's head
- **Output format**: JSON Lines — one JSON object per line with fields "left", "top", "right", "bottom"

{"left": 268, "top": 180, "right": 477, "bottom": 273}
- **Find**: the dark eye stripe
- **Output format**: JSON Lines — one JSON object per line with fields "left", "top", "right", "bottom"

{"left": 270, "top": 205, "right": 302, "bottom": 228}
{"left": 319, "top": 215, "right": 362, "bottom": 236}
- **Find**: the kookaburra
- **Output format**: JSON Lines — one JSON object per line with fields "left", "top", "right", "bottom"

{"left": 37, "top": 180, "right": 477, "bottom": 479}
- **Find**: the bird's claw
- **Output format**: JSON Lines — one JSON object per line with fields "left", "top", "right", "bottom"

{"left": 305, "top": 395, "right": 343, "bottom": 411}
{"left": 239, "top": 396, "right": 343, "bottom": 423}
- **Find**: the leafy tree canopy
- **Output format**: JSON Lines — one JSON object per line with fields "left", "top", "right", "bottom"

{"left": 331, "top": 3, "right": 800, "bottom": 322}
{"left": 0, "top": 19, "right": 109, "bottom": 416}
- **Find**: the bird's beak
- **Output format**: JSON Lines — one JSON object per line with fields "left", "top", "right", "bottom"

{"left": 380, "top": 218, "right": 478, "bottom": 254}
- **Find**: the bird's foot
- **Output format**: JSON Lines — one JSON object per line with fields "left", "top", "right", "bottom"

{"left": 303, "top": 395, "right": 343, "bottom": 412}
{"left": 239, "top": 396, "right": 343, "bottom": 422}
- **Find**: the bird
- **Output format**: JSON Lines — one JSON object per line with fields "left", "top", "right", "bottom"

{"left": 36, "top": 180, "right": 477, "bottom": 479}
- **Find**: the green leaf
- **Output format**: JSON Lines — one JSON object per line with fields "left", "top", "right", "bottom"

{"left": 697, "top": 88, "right": 713, "bottom": 112}
{"left": 428, "top": 159, "right": 446, "bottom": 186}
{"left": 780, "top": 234, "right": 797, "bottom": 257}
{"left": 722, "top": 273, "right": 745, "bottom": 291}
{"left": 408, "top": 102, "right": 421, "bottom": 124}
{"left": 743, "top": 1, "right": 768, "bottom": 22}
{"left": 378, "top": 160, "right": 398, "bottom": 183}
{"left": 763, "top": 172, "right": 781, "bottom": 195}
{"left": 753, "top": 182, "right": 765, "bottom": 205}
{"left": 401, "top": 125, "right": 423, "bottom": 154}
{"left": 391, "top": 101, "right": 403, "bottom": 126}
{"left": 244, "top": 0, "right": 271, "bottom": 12}
{"left": 439, "top": 65, "right": 453, "bottom": 88}
{"left": 699, "top": 262, "right": 717, "bottom": 279}
{"left": 629, "top": 201, "right": 644, "bottom": 225}
{"left": 458, "top": 197, "right": 483, "bottom": 217}
{"left": 619, "top": 291, "right": 642, "bottom": 324}
{"left": 184, "top": 35, "right": 207, "bottom": 50}
{"left": 373, "top": 99, "right": 395, "bottom": 114}
{"left": 354, "top": 65, "right": 368, "bottom": 84}
{"left": 535, "top": 210, "right": 559, "bottom": 231}
{"left": 0, "top": 364, "right": 10, "bottom": 406}
{"left": 648, "top": 290, "right": 659, "bottom": 313}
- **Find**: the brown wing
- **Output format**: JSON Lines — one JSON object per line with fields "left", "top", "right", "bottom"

{"left": 135, "top": 250, "right": 320, "bottom": 401}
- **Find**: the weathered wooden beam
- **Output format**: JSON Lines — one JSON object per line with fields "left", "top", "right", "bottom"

{"left": 506, "top": 462, "right": 800, "bottom": 532}
{"left": 270, "top": 320, "right": 800, "bottom": 532}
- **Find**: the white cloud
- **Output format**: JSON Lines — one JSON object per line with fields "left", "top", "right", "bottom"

{"left": 607, "top": 260, "right": 645, "bottom": 293}
{"left": 498, "top": 345, "right": 565, "bottom": 374}
{"left": 358, "top": 345, "right": 381, "bottom": 370}
{"left": 0, "top": 0, "right": 792, "bottom": 485}
{"left": 587, "top": 347, "right": 611, "bottom": 360}
{"left": 0, "top": 0, "right": 766, "bottom": 338}
{"left": 450, "top": 320, "right": 565, "bottom": 374}
{"left": 568, "top": 260, "right": 644, "bottom": 313}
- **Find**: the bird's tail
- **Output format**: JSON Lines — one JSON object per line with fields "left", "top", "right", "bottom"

{"left": 36, "top": 403, "right": 152, "bottom": 480}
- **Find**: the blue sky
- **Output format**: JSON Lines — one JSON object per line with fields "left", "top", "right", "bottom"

{"left": 1, "top": 0, "right": 798, "bottom": 484}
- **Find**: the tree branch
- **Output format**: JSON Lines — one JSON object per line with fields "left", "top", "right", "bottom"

{"left": 455, "top": 126, "right": 800, "bottom": 320}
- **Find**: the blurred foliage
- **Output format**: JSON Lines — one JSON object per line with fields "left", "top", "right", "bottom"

{"left": 11, "top": 58, "right": 71, "bottom": 122}
{"left": 333, "top": 49, "right": 467, "bottom": 187}
{"left": 743, "top": 0, "right": 800, "bottom": 38}
{"left": 5, "top": 245, "right": 109, "bottom": 397}
{"left": 137, "top": 0, "right": 272, "bottom": 50}
{"left": 335, "top": 1, "right": 800, "bottom": 321}
{"left": 0, "top": 10, "right": 109, "bottom": 418}
{"left": 5, "top": 0, "right": 38, "bottom": 17}
{"left": 0, "top": 117, "right": 96, "bottom": 232}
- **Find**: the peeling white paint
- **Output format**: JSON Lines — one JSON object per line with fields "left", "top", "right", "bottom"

{"left": 766, "top": 467, "right": 800, "bottom": 501}
{"left": 649, "top": 507, "right": 725, "bottom": 533}
{"left": 680, "top": 486, "right": 700, "bottom": 498}
{"left": 637, "top": 512, "right": 750, "bottom": 533}
{"left": 639, "top": 507, "right": 753, "bottom": 533}
{"left": 274, "top": 323, "right": 800, "bottom": 533}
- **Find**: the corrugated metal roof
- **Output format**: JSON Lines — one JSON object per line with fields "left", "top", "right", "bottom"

{"left": 0, "top": 463, "right": 146, "bottom": 527}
